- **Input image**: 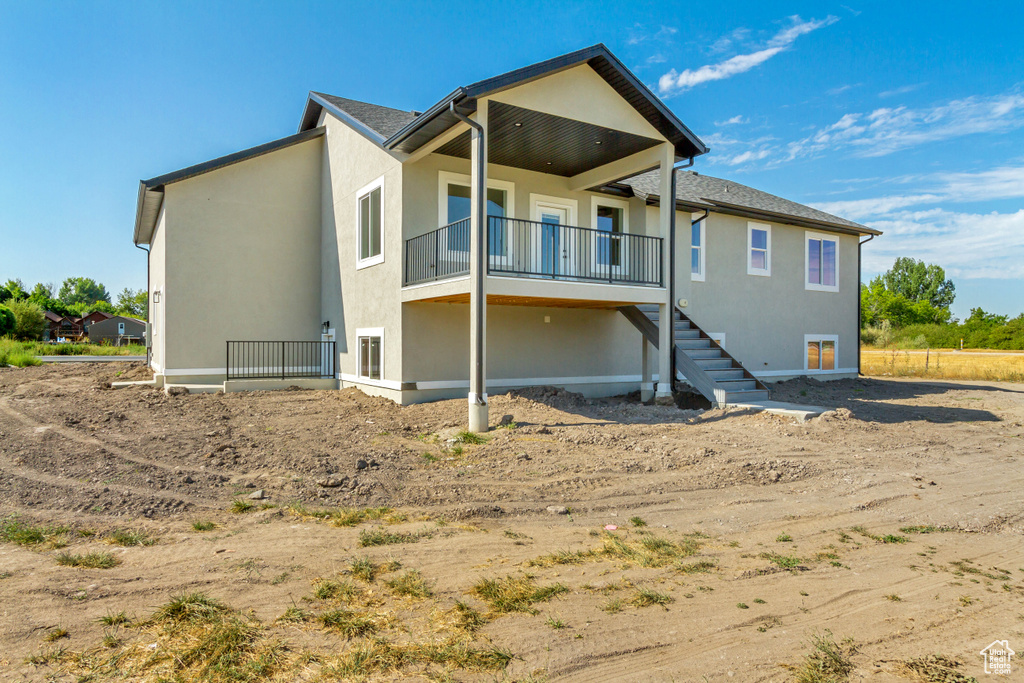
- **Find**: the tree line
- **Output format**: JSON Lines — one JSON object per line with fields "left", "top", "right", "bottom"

{"left": 861, "top": 257, "right": 1024, "bottom": 349}
{"left": 0, "top": 277, "right": 146, "bottom": 341}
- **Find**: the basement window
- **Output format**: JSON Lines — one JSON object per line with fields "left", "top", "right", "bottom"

{"left": 747, "top": 222, "right": 771, "bottom": 276}
{"left": 357, "top": 177, "right": 384, "bottom": 269}
{"left": 806, "top": 231, "right": 839, "bottom": 292}
{"left": 357, "top": 328, "right": 383, "bottom": 380}
{"left": 805, "top": 335, "right": 837, "bottom": 372}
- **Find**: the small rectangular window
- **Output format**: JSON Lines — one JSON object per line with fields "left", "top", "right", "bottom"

{"left": 357, "top": 178, "right": 384, "bottom": 268}
{"left": 445, "top": 183, "right": 508, "bottom": 255}
{"left": 358, "top": 335, "right": 381, "bottom": 380}
{"left": 691, "top": 219, "right": 705, "bottom": 281}
{"left": 806, "top": 336, "right": 838, "bottom": 371}
{"left": 596, "top": 205, "right": 623, "bottom": 266}
{"left": 806, "top": 232, "right": 838, "bottom": 291}
{"left": 747, "top": 223, "right": 771, "bottom": 276}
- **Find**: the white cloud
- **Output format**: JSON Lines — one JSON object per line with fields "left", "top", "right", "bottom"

{"left": 708, "top": 26, "right": 750, "bottom": 55}
{"left": 715, "top": 115, "right": 748, "bottom": 126}
{"left": 725, "top": 148, "right": 772, "bottom": 165}
{"left": 879, "top": 83, "right": 926, "bottom": 98}
{"left": 786, "top": 91, "right": 1024, "bottom": 159}
{"left": 862, "top": 208, "right": 1024, "bottom": 280}
{"left": 827, "top": 84, "right": 857, "bottom": 95}
{"left": 658, "top": 16, "right": 838, "bottom": 95}
{"left": 813, "top": 166, "right": 1024, "bottom": 219}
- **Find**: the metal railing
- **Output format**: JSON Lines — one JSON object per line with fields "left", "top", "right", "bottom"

{"left": 404, "top": 218, "right": 470, "bottom": 285}
{"left": 403, "top": 215, "right": 663, "bottom": 287}
{"left": 226, "top": 341, "right": 336, "bottom": 381}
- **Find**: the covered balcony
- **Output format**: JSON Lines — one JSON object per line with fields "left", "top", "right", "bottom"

{"left": 404, "top": 215, "right": 663, "bottom": 287}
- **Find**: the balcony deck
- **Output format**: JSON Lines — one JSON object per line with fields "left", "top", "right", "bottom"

{"left": 404, "top": 215, "right": 663, "bottom": 289}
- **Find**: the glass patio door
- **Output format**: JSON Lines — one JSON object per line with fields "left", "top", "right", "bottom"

{"left": 538, "top": 206, "right": 567, "bottom": 276}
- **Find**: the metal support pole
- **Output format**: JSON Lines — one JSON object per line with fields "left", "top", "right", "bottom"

{"left": 451, "top": 101, "right": 489, "bottom": 433}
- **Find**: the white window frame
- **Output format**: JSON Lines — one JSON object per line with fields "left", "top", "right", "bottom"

{"left": 804, "top": 334, "right": 839, "bottom": 372}
{"left": 356, "top": 176, "right": 385, "bottom": 270}
{"left": 690, "top": 216, "right": 706, "bottom": 282}
{"left": 747, "top": 222, "right": 771, "bottom": 277}
{"left": 805, "top": 230, "right": 840, "bottom": 292}
{"left": 437, "top": 171, "right": 516, "bottom": 226}
{"left": 590, "top": 195, "right": 630, "bottom": 277}
{"left": 356, "top": 327, "right": 384, "bottom": 380}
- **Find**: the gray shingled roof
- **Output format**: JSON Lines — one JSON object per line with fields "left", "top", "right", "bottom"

{"left": 622, "top": 170, "right": 877, "bottom": 234}
{"left": 312, "top": 93, "right": 420, "bottom": 139}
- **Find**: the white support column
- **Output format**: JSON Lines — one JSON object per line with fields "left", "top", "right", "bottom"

{"left": 641, "top": 337, "right": 654, "bottom": 402}
{"left": 656, "top": 143, "right": 674, "bottom": 404}
{"left": 468, "top": 100, "right": 489, "bottom": 432}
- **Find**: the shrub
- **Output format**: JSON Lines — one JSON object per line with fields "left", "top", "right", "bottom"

{"left": 0, "top": 305, "right": 14, "bottom": 336}
{"left": 7, "top": 300, "right": 46, "bottom": 340}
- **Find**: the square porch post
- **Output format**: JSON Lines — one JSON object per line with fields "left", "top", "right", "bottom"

{"left": 468, "top": 100, "right": 489, "bottom": 432}
{"left": 641, "top": 338, "right": 655, "bottom": 402}
{"left": 656, "top": 143, "right": 675, "bottom": 404}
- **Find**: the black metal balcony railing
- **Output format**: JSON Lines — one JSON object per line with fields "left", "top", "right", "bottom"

{"left": 226, "top": 341, "right": 336, "bottom": 381}
{"left": 404, "top": 215, "right": 663, "bottom": 287}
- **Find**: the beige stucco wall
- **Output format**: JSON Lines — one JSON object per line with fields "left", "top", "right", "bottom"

{"left": 148, "top": 206, "right": 167, "bottom": 373}
{"left": 160, "top": 138, "right": 323, "bottom": 374}
{"left": 665, "top": 209, "right": 860, "bottom": 377}
{"left": 402, "top": 302, "right": 644, "bottom": 385}
{"left": 318, "top": 111, "right": 405, "bottom": 383}
{"left": 487, "top": 65, "right": 664, "bottom": 140}
{"left": 402, "top": 152, "right": 653, "bottom": 243}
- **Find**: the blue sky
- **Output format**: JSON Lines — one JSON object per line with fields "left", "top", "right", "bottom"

{"left": 1, "top": 1, "right": 1021, "bottom": 318}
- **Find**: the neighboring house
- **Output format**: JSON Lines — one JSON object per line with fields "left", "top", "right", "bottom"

{"left": 131, "top": 44, "right": 879, "bottom": 429}
{"left": 44, "top": 310, "right": 113, "bottom": 342}
{"left": 88, "top": 315, "right": 145, "bottom": 345}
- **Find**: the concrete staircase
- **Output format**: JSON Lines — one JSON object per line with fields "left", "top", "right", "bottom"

{"left": 619, "top": 304, "right": 770, "bottom": 407}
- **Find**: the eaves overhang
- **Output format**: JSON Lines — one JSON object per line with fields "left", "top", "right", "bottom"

{"left": 380, "top": 44, "right": 708, "bottom": 160}
{"left": 608, "top": 183, "right": 882, "bottom": 237}
{"left": 132, "top": 127, "right": 325, "bottom": 246}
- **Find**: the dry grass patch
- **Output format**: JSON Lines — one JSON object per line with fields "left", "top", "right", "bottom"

{"left": 55, "top": 551, "right": 121, "bottom": 569}
{"left": 320, "top": 637, "right": 512, "bottom": 680}
{"left": 348, "top": 557, "right": 401, "bottom": 582}
{"left": 61, "top": 592, "right": 299, "bottom": 682}
{"left": 105, "top": 528, "right": 156, "bottom": 547}
{"left": 471, "top": 575, "right": 568, "bottom": 615}
{"left": 358, "top": 527, "right": 433, "bottom": 547}
{"left": 384, "top": 570, "right": 433, "bottom": 599}
{"left": 895, "top": 654, "right": 978, "bottom": 682}
{"left": 861, "top": 348, "right": 1024, "bottom": 382}
{"left": 526, "top": 531, "right": 702, "bottom": 571}
{"left": 0, "top": 516, "right": 70, "bottom": 548}
{"left": 286, "top": 502, "right": 408, "bottom": 527}
{"left": 791, "top": 630, "right": 857, "bottom": 683}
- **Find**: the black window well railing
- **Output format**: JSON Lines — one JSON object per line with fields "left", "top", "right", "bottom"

{"left": 226, "top": 341, "right": 336, "bottom": 381}
{"left": 403, "top": 215, "right": 662, "bottom": 287}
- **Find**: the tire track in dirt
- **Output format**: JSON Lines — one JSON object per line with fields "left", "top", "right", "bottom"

{"left": 0, "top": 396, "right": 233, "bottom": 481}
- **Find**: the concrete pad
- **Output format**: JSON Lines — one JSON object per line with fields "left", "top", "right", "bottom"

{"left": 223, "top": 378, "right": 339, "bottom": 393}
{"left": 729, "top": 399, "right": 829, "bottom": 423}
{"left": 111, "top": 380, "right": 158, "bottom": 389}
{"left": 164, "top": 383, "right": 223, "bottom": 395}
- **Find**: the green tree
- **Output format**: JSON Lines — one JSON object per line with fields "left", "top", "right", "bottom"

{"left": 115, "top": 288, "right": 148, "bottom": 318}
{"left": 881, "top": 257, "right": 955, "bottom": 310}
{"left": 7, "top": 300, "right": 46, "bottom": 340}
{"left": 0, "top": 304, "right": 15, "bottom": 336}
{"left": 28, "top": 282, "right": 53, "bottom": 300}
{"left": 57, "top": 277, "right": 110, "bottom": 307}
{"left": 0, "top": 279, "right": 27, "bottom": 303}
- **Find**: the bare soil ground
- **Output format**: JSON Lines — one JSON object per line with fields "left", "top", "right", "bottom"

{"left": 1, "top": 363, "right": 1023, "bottom": 681}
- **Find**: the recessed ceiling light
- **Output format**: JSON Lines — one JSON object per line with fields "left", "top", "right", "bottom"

{"left": 514, "top": 122, "right": 523, "bottom": 127}
{"left": 546, "top": 162, "right": 552, "bottom": 165}
{"left": 595, "top": 140, "right": 602, "bottom": 145}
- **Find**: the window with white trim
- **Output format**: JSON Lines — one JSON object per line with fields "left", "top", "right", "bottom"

{"left": 357, "top": 177, "right": 384, "bottom": 268}
{"left": 747, "top": 222, "right": 771, "bottom": 276}
{"left": 691, "top": 218, "right": 706, "bottom": 281}
{"left": 806, "top": 231, "right": 839, "bottom": 292}
{"left": 805, "top": 335, "right": 838, "bottom": 372}
{"left": 438, "top": 171, "right": 514, "bottom": 256}
{"left": 356, "top": 328, "right": 383, "bottom": 380}
{"left": 591, "top": 196, "right": 629, "bottom": 268}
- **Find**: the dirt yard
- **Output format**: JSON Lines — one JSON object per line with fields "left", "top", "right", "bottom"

{"left": 1, "top": 363, "right": 1022, "bottom": 682}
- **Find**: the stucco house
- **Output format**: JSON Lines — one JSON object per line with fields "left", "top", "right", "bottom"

{"left": 131, "top": 44, "right": 878, "bottom": 430}
{"left": 88, "top": 315, "right": 146, "bottom": 346}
